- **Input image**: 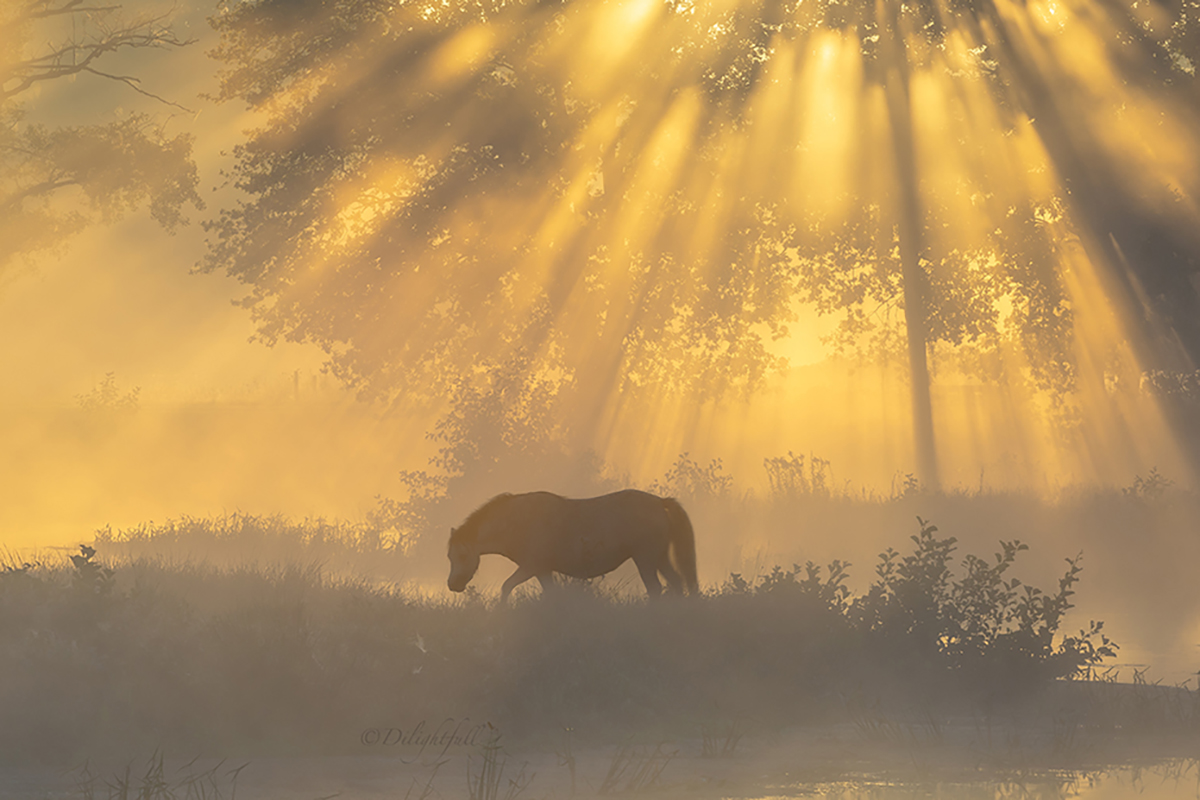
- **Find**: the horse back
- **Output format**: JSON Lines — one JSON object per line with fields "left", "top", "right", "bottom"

{"left": 500, "top": 489, "right": 674, "bottom": 577}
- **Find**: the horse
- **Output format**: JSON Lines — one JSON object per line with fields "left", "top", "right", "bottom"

{"left": 447, "top": 489, "right": 698, "bottom": 600}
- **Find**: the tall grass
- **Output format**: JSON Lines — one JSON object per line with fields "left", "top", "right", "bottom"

{"left": 92, "top": 512, "right": 409, "bottom": 581}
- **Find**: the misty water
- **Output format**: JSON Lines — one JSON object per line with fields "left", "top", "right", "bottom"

{"left": 754, "top": 773, "right": 1198, "bottom": 800}
{"left": 10, "top": 752, "right": 1198, "bottom": 800}
{"left": 213, "top": 759, "right": 1200, "bottom": 800}
{"left": 745, "top": 769, "right": 1200, "bottom": 800}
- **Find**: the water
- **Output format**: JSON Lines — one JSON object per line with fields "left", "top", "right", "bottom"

{"left": 745, "top": 763, "right": 1200, "bottom": 800}
{"left": 5, "top": 753, "right": 1197, "bottom": 799}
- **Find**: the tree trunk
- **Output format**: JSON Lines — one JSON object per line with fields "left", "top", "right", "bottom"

{"left": 883, "top": 0, "right": 940, "bottom": 490}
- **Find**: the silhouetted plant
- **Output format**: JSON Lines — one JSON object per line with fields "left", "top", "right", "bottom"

{"left": 599, "top": 741, "right": 676, "bottom": 795}
{"left": 76, "top": 373, "right": 141, "bottom": 414}
{"left": 1122, "top": 468, "right": 1174, "bottom": 501}
{"left": 700, "top": 719, "right": 745, "bottom": 758}
{"left": 71, "top": 752, "right": 247, "bottom": 800}
{"left": 856, "top": 517, "right": 958, "bottom": 658}
{"left": 850, "top": 518, "right": 1116, "bottom": 684}
{"left": 0, "top": 558, "right": 37, "bottom": 581}
{"left": 70, "top": 545, "right": 115, "bottom": 597}
{"left": 720, "top": 571, "right": 752, "bottom": 595}
{"left": 649, "top": 452, "right": 733, "bottom": 500}
{"left": 467, "top": 725, "right": 534, "bottom": 800}
{"left": 753, "top": 560, "right": 852, "bottom": 615}
{"left": 763, "top": 451, "right": 831, "bottom": 499}
{"left": 896, "top": 473, "right": 922, "bottom": 498}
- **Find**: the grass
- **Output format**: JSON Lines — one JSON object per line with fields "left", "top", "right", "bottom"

{"left": 1, "top": 514, "right": 1167, "bottom": 771}
{"left": 91, "top": 512, "right": 411, "bottom": 582}
{"left": 598, "top": 741, "right": 677, "bottom": 795}
{"left": 466, "top": 726, "right": 534, "bottom": 800}
{"left": 70, "top": 752, "right": 248, "bottom": 800}
{"left": 403, "top": 759, "right": 448, "bottom": 800}
{"left": 699, "top": 719, "right": 745, "bottom": 758}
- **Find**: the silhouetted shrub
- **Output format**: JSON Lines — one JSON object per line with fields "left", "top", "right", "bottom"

{"left": 851, "top": 518, "right": 1115, "bottom": 688}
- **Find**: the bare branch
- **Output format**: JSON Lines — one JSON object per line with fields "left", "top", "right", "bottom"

{"left": 81, "top": 67, "right": 191, "bottom": 111}
{"left": 2, "top": 0, "right": 109, "bottom": 28}
{"left": 1, "top": 6, "right": 194, "bottom": 106}
{"left": 25, "top": 1, "right": 121, "bottom": 20}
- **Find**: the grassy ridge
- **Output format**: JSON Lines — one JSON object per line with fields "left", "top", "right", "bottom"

{"left": 93, "top": 512, "right": 410, "bottom": 581}
{"left": 0, "top": 517, "right": 1149, "bottom": 766}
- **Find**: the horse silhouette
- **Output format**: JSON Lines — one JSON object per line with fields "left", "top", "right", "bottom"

{"left": 447, "top": 489, "right": 698, "bottom": 600}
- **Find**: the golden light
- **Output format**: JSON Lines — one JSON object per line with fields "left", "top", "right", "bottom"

{"left": 111, "top": 0, "right": 1200, "bottom": 497}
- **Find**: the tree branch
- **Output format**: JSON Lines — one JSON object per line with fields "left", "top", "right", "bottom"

{"left": 25, "top": 0, "right": 121, "bottom": 20}
{"left": 1, "top": 7, "right": 194, "bottom": 107}
{"left": 0, "top": 176, "right": 80, "bottom": 215}
{"left": 81, "top": 67, "right": 192, "bottom": 111}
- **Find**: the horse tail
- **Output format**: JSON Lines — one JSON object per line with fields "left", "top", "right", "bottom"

{"left": 662, "top": 498, "right": 699, "bottom": 594}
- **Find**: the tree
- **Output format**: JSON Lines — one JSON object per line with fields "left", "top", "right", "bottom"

{"left": 0, "top": 0, "right": 203, "bottom": 273}
{"left": 203, "top": 0, "right": 804, "bottom": 417}
{"left": 204, "top": 0, "right": 1200, "bottom": 482}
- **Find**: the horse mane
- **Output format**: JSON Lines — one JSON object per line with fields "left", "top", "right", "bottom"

{"left": 453, "top": 493, "right": 515, "bottom": 542}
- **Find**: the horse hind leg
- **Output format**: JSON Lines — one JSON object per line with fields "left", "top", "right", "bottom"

{"left": 659, "top": 559, "right": 684, "bottom": 594}
{"left": 634, "top": 557, "right": 663, "bottom": 597}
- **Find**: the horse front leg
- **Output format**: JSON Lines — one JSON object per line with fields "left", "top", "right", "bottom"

{"left": 535, "top": 573, "right": 558, "bottom": 595}
{"left": 500, "top": 565, "right": 535, "bottom": 602}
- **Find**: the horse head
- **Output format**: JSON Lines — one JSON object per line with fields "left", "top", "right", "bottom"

{"left": 447, "top": 526, "right": 481, "bottom": 592}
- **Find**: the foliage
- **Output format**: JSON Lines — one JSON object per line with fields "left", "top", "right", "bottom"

{"left": 69, "top": 544, "right": 115, "bottom": 596}
{"left": 791, "top": 201, "right": 1075, "bottom": 395}
{"left": 0, "top": 0, "right": 202, "bottom": 273}
{"left": 724, "top": 559, "right": 853, "bottom": 622}
{"left": 763, "top": 451, "right": 831, "bottom": 499}
{"left": 725, "top": 518, "right": 1115, "bottom": 684}
{"left": 1122, "top": 468, "right": 1175, "bottom": 501}
{"left": 648, "top": 452, "right": 733, "bottom": 501}
{"left": 1142, "top": 369, "right": 1200, "bottom": 404}
{"left": 896, "top": 472, "right": 922, "bottom": 499}
{"left": 195, "top": 0, "right": 1200, "bottom": 431}
{"left": 853, "top": 518, "right": 1116, "bottom": 683}
{"left": 76, "top": 372, "right": 140, "bottom": 414}
{"left": 202, "top": 0, "right": 803, "bottom": 406}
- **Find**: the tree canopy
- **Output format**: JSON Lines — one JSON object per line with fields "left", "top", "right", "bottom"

{"left": 203, "top": 0, "right": 1200, "bottom": 474}
{"left": 1, "top": 0, "right": 203, "bottom": 274}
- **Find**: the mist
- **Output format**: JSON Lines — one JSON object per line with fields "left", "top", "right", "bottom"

{"left": 3, "top": 0, "right": 1200, "bottom": 794}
